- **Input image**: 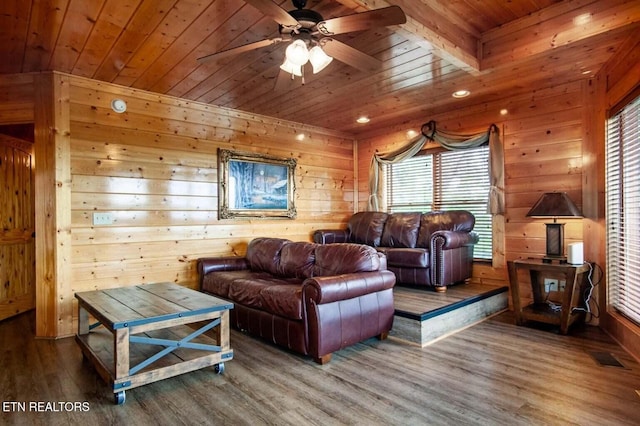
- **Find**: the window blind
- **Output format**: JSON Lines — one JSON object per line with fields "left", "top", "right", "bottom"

{"left": 387, "top": 155, "right": 433, "bottom": 212}
{"left": 386, "top": 146, "right": 492, "bottom": 259}
{"left": 606, "top": 94, "right": 640, "bottom": 325}
{"left": 436, "top": 147, "right": 492, "bottom": 259}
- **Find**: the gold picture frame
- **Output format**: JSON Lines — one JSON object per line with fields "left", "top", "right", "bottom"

{"left": 218, "top": 149, "right": 297, "bottom": 219}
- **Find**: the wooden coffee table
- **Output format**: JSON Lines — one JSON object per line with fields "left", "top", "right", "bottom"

{"left": 75, "top": 282, "right": 233, "bottom": 405}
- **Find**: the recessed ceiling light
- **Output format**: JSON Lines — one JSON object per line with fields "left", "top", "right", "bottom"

{"left": 406, "top": 129, "right": 418, "bottom": 139}
{"left": 295, "top": 133, "right": 305, "bottom": 141}
{"left": 452, "top": 90, "right": 470, "bottom": 98}
{"left": 500, "top": 109, "right": 508, "bottom": 116}
{"left": 356, "top": 116, "right": 370, "bottom": 124}
{"left": 573, "top": 13, "right": 592, "bottom": 26}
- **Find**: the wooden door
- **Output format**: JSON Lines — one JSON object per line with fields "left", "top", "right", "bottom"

{"left": 0, "top": 134, "right": 35, "bottom": 321}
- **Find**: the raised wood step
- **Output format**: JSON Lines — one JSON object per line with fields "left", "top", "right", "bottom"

{"left": 391, "top": 284, "right": 509, "bottom": 346}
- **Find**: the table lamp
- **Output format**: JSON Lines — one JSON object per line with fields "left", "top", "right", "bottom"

{"left": 526, "top": 192, "right": 583, "bottom": 263}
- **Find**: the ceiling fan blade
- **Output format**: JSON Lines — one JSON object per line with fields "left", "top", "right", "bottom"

{"left": 197, "top": 38, "right": 283, "bottom": 63}
{"left": 316, "top": 6, "right": 406, "bottom": 36}
{"left": 243, "top": 0, "right": 300, "bottom": 28}
{"left": 321, "top": 38, "right": 382, "bottom": 73}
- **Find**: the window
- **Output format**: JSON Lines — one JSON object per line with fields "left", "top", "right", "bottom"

{"left": 386, "top": 145, "right": 492, "bottom": 259}
{"left": 606, "top": 93, "right": 640, "bottom": 326}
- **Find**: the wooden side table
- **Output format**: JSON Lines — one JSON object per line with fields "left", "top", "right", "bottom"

{"left": 507, "top": 259, "right": 591, "bottom": 334}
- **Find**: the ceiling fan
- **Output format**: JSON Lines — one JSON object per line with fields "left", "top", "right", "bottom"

{"left": 196, "top": 0, "right": 406, "bottom": 81}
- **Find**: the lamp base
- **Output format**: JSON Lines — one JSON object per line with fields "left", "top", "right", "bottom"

{"left": 545, "top": 222, "right": 565, "bottom": 258}
{"left": 542, "top": 255, "right": 567, "bottom": 264}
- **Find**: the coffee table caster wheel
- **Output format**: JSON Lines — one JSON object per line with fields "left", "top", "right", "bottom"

{"left": 114, "top": 390, "right": 126, "bottom": 405}
{"left": 214, "top": 362, "right": 225, "bottom": 374}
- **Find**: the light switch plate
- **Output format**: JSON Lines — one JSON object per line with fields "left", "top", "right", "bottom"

{"left": 93, "top": 212, "right": 114, "bottom": 225}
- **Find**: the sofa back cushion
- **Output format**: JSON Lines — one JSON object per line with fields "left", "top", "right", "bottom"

{"left": 348, "top": 211, "right": 388, "bottom": 247}
{"left": 380, "top": 212, "right": 422, "bottom": 248}
{"left": 313, "top": 243, "right": 382, "bottom": 276}
{"left": 416, "top": 210, "right": 475, "bottom": 247}
{"left": 279, "top": 241, "right": 316, "bottom": 279}
{"left": 246, "top": 238, "right": 290, "bottom": 275}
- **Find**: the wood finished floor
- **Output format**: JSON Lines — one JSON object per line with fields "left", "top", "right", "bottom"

{"left": 1, "top": 310, "right": 639, "bottom": 426}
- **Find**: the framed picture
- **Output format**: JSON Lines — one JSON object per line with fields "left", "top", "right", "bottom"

{"left": 218, "top": 149, "right": 297, "bottom": 219}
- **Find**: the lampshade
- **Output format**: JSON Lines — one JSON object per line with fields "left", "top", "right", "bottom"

{"left": 279, "top": 58, "right": 303, "bottom": 76}
{"left": 526, "top": 192, "right": 583, "bottom": 218}
{"left": 285, "top": 39, "right": 310, "bottom": 67}
{"left": 308, "top": 45, "right": 333, "bottom": 74}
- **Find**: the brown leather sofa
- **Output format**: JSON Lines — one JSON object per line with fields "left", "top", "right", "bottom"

{"left": 198, "top": 237, "right": 396, "bottom": 364}
{"left": 313, "top": 211, "right": 478, "bottom": 292}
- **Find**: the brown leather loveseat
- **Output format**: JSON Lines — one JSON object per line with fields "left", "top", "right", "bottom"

{"left": 313, "top": 211, "right": 478, "bottom": 292}
{"left": 198, "top": 237, "right": 396, "bottom": 364}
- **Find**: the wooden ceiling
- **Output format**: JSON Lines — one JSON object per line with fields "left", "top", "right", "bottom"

{"left": 1, "top": 0, "right": 639, "bottom": 136}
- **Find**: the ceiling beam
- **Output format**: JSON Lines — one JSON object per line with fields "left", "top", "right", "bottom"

{"left": 334, "top": 0, "right": 640, "bottom": 77}
{"left": 333, "top": 0, "right": 481, "bottom": 75}
{"left": 480, "top": 0, "right": 640, "bottom": 70}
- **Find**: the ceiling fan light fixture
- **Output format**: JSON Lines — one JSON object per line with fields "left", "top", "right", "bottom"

{"left": 285, "top": 39, "right": 310, "bottom": 66}
{"left": 280, "top": 58, "right": 303, "bottom": 76}
{"left": 308, "top": 45, "right": 333, "bottom": 74}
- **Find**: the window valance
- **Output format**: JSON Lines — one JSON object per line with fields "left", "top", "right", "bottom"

{"left": 368, "top": 121, "right": 504, "bottom": 215}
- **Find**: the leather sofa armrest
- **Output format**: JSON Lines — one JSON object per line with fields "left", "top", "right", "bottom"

{"left": 429, "top": 231, "right": 478, "bottom": 288}
{"left": 431, "top": 230, "right": 479, "bottom": 250}
{"left": 197, "top": 257, "right": 249, "bottom": 276}
{"left": 312, "top": 229, "right": 350, "bottom": 244}
{"left": 302, "top": 270, "right": 396, "bottom": 304}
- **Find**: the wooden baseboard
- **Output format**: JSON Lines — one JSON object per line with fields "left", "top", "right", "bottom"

{"left": 602, "top": 311, "right": 640, "bottom": 364}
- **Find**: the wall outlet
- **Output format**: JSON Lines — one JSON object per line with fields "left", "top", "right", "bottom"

{"left": 544, "top": 278, "right": 559, "bottom": 292}
{"left": 93, "top": 212, "right": 114, "bottom": 225}
{"left": 559, "top": 280, "right": 566, "bottom": 291}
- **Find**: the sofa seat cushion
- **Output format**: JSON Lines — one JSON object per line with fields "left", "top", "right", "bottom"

{"left": 377, "top": 247, "right": 429, "bottom": 268}
{"left": 201, "top": 270, "right": 273, "bottom": 299}
{"left": 228, "top": 277, "right": 304, "bottom": 320}
{"left": 259, "top": 283, "right": 304, "bottom": 320}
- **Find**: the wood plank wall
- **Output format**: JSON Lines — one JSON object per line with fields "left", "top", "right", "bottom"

{"left": 0, "top": 72, "right": 356, "bottom": 337}
{"left": 357, "top": 80, "right": 588, "bottom": 296}
{"left": 61, "top": 74, "right": 355, "bottom": 336}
